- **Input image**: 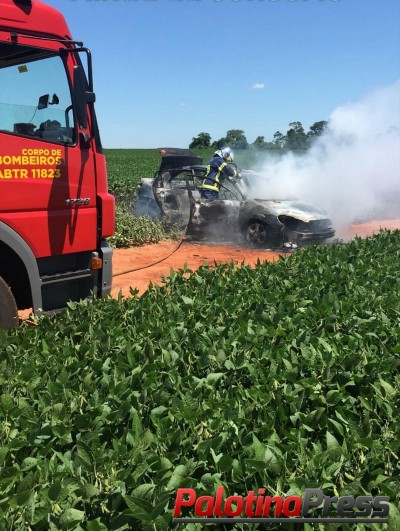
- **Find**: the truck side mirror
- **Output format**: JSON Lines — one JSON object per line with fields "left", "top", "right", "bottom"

{"left": 73, "top": 65, "right": 95, "bottom": 129}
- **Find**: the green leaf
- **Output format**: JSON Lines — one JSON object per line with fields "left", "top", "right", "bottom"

{"left": 218, "top": 454, "right": 233, "bottom": 473}
{"left": 379, "top": 378, "right": 396, "bottom": 398}
{"left": 387, "top": 502, "right": 400, "bottom": 531}
{"left": 326, "top": 431, "right": 342, "bottom": 457}
{"left": 87, "top": 519, "right": 109, "bottom": 531}
{"left": 264, "top": 448, "right": 281, "bottom": 475}
{"left": 123, "top": 494, "right": 154, "bottom": 522}
{"left": 167, "top": 465, "right": 189, "bottom": 489}
{"left": 59, "top": 508, "right": 85, "bottom": 527}
{"left": 206, "top": 373, "right": 224, "bottom": 384}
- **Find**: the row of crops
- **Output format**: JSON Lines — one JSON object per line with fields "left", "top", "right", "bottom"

{"left": 1, "top": 229, "right": 399, "bottom": 529}
{"left": 104, "top": 149, "right": 163, "bottom": 205}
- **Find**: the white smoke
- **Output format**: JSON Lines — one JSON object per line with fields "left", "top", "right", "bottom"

{"left": 249, "top": 80, "right": 400, "bottom": 235}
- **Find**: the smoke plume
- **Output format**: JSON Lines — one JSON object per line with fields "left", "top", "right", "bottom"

{"left": 251, "top": 80, "right": 400, "bottom": 236}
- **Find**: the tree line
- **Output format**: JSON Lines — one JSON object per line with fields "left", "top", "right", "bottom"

{"left": 189, "top": 121, "right": 328, "bottom": 151}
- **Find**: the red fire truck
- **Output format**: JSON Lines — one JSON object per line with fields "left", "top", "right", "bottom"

{"left": 0, "top": 0, "right": 115, "bottom": 327}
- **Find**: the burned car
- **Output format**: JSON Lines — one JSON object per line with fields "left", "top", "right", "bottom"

{"left": 135, "top": 149, "right": 335, "bottom": 249}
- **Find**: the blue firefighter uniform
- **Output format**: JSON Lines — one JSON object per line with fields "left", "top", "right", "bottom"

{"left": 200, "top": 153, "right": 237, "bottom": 200}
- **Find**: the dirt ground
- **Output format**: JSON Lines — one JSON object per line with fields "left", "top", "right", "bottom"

{"left": 111, "top": 218, "right": 400, "bottom": 298}
{"left": 17, "top": 218, "right": 400, "bottom": 320}
{"left": 112, "top": 242, "right": 283, "bottom": 297}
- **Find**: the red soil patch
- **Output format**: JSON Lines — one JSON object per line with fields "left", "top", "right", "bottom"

{"left": 343, "top": 218, "right": 400, "bottom": 239}
{"left": 111, "top": 241, "right": 283, "bottom": 297}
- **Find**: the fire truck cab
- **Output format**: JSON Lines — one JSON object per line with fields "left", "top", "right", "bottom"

{"left": 0, "top": 0, "right": 115, "bottom": 327}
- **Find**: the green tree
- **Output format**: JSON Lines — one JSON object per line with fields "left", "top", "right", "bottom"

{"left": 273, "top": 131, "right": 286, "bottom": 148}
{"left": 189, "top": 132, "right": 212, "bottom": 149}
{"left": 307, "top": 120, "right": 328, "bottom": 138}
{"left": 211, "top": 137, "right": 227, "bottom": 149}
{"left": 253, "top": 135, "right": 265, "bottom": 146}
{"left": 286, "top": 121, "right": 309, "bottom": 150}
{"left": 253, "top": 136, "right": 269, "bottom": 149}
{"left": 225, "top": 129, "right": 248, "bottom": 149}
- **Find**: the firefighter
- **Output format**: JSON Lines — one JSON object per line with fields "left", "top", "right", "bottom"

{"left": 200, "top": 147, "right": 237, "bottom": 200}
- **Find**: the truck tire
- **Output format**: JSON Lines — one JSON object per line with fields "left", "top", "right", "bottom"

{"left": 0, "top": 276, "right": 19, "bottom": 329}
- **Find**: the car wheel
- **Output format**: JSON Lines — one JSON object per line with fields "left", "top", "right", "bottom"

{"left": 245, "top": 221, "right": 268, "bottom": 246}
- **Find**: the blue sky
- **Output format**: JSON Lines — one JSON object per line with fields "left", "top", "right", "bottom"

{"left": 44, "top": 0, "right": 400, "bottom": 149}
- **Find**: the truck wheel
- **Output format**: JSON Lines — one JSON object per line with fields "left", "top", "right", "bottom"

{"left": 0, "top": 276, "right": 19, "bottom": 329}
{"left": 245, "top": 221, "right": 268, "bottom": 246}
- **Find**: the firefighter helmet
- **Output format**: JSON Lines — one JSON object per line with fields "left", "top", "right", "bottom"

{"left": 215, "top": 147, "right": 234, "bottom": 163}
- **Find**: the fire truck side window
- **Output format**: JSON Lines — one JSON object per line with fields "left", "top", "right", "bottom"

{"left": 0, "top": 49, "right": 75, "bottom": 144}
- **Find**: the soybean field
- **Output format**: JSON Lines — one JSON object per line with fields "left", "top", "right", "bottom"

{"left": 1, "top": 229, "right": 399, "bottom": 529}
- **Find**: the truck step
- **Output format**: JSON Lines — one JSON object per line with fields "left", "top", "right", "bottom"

{"left": 40, "top": 269, "right": 92, "bottom": 285}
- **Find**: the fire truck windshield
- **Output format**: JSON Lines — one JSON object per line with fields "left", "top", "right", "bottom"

{"left": 0, "top": 46, "right": 75, "bottom": 144}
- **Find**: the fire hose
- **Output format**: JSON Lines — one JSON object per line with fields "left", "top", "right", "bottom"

{"left": 112, "top": 234, "right": 187, "bottom": 277}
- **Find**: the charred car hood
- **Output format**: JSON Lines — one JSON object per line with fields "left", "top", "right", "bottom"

{"left": 242, "top": 199, "right": 330, "bottom": 222}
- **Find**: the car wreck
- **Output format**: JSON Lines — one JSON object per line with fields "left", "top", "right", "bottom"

{"left": 135, "top": 149, "right": 335, "bottom": 249}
